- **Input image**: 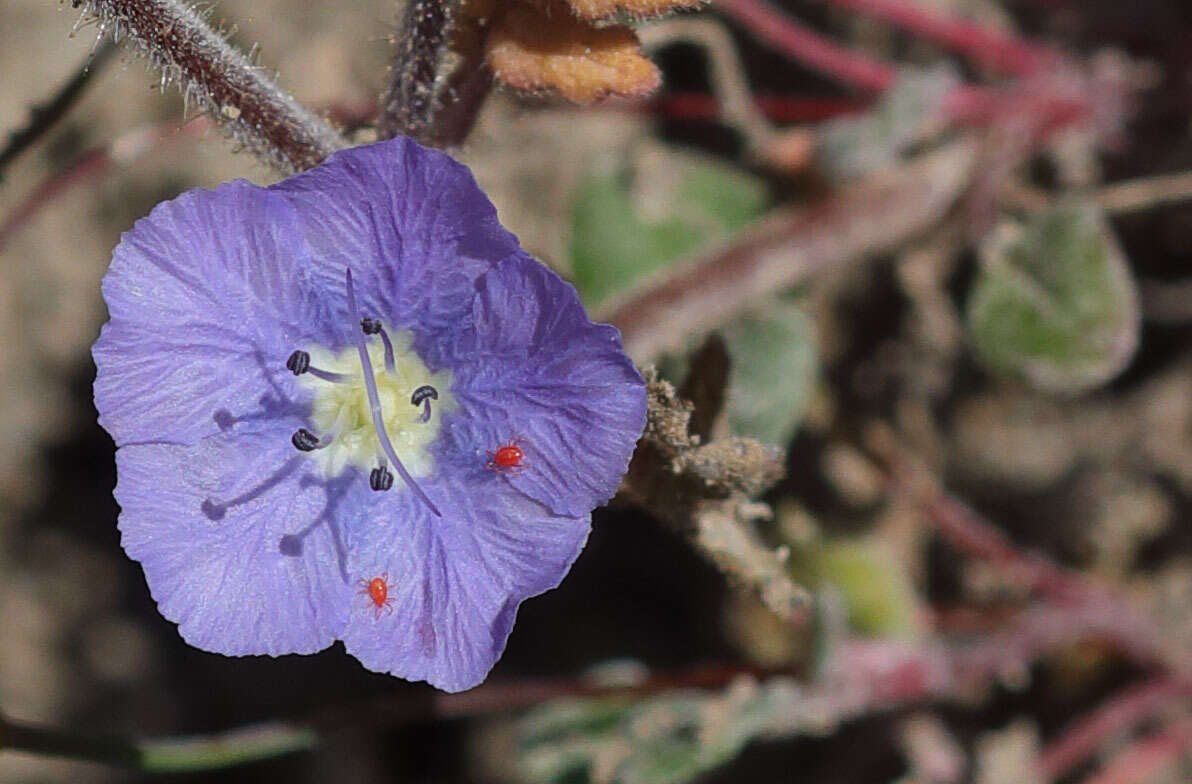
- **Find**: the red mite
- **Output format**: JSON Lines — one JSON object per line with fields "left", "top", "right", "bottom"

{"left": 494, "top": 445, "right": 523, "bottom": 468}
{"left": 359, "top": 575, "right": 394, "bottom": 618}
{"left": 487, "top": 439, "right": 525, "bottom": 473}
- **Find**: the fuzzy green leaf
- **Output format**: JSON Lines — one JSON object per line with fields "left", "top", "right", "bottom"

{"left": 719, "top": 300, "right": 818, "bottom": 446}
{"left": 966, "top": 204, "right": 1140, "bottom": 395}
{"left": 569, "top": 148, "right": 768, "bottom": 308}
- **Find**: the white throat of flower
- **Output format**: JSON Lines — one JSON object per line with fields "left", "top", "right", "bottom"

{"left": 286, "top": 270, "right": 454, "bottom": 516}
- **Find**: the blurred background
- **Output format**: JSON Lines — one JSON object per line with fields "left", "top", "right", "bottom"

{"left": 4, "top": 0, "right": 1192, "bottom": 781}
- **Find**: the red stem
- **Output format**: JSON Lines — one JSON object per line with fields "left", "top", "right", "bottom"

{"left": 1078, "top": 720, "right": 1192, "bottom": 784}
{"left": 0, "top": 120, "right": 208, "bottom": 253}
{"left": 823, "top": 0, "right": 1052, "bottom": 75}
{"left": 1040, "top": 679, "right": 1192, "bottom": 783}
{"left": 718, "top": 0, "right": 895, "bottom": 92}
{"left": 654, "top": 92, "right": 867, "bottom": 123}
{"left": 922, "top": 493, "right": 1083, "bottom": 600}
{"left": 0, "top": 152, "right": 109, "bottom": 252}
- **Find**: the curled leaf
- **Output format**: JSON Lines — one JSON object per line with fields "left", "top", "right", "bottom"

{"left": 719, "top": 300, "right": 818, "bottom": 446}
{"left": 816, "top": 65, "right": 959, "bottom": 180}
{"left": 966, "top": 204, "right": 1140, "bottom": 395}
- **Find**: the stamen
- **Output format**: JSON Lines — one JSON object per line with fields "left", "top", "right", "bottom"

{"left": 411, "top": 385, "right": 438, "bottom": 423}
{"left": 290, "top": 407, "right": 349, "bottom": 453}
{"left": 285, "top": 350, "right": 309, "bottom": 374}
{"left": 345, "top": 269, "right": 442, "bottom": 517}
{"left": 291, "top": 428, "right": 320, "bottom": 451}
{"left": 361, "top": 318, "right": 397, "bottom": 375}
{"left": 369, "top": 465, "right": 394, "bottom": 491}
{"left": 286, "top": 350, "right": 351, "bottom": 384}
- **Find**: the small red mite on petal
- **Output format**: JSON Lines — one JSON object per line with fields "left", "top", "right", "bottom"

{"left": 368, "top": 577, "right": 388, "bottom": 607}
{"left": 359, "top": 575, "right": 394, "bottom": 618}
{"left": 494, "top": 445, "right": 523, "bottom": 468}
{"left": 487, "top": 439, "right": 526, "bottom": 473}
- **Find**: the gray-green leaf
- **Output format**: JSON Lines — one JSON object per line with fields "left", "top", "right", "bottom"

{"left": 720, "top": 301, "right": 818, "bottom": 446}
{"left": 966, "top": 204, "right": 1140, "bottom": 395}
{"left": 816, "top": 65, "right": 959, "bottom": 180}
{"left": 569, "top": 146, "right": 769, "bottom": 309}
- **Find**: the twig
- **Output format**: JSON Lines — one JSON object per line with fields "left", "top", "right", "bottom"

{"left": 921, "top": 493, "right": 1166, "bottom": 666}
{"left": 0, "top": 149, "right": 107, "bottom": 252}
{"left": 0, "top": 119, "right": 208, "bottom": 252}
{"left": 379, "top": 0, "right": 492, "bottom": 147}
{"left": 999, "top": 168, "right": 1192, "bottom": 222}
{"left": 1095, "top": 170, "right": 1192, "bottom": 215}
{"left": 308, "top": 661, "right": 796, "bottom": 732}
{"left": 639, "top": 17, "right": 778, "bottom": 154}
{"left": 920, "top": 491, "right": 1085, "bottom": 601}
{"left": 488, "top": 603, "right": 1192, "bottom": 780}
{"left": 692, "top": 499, "right": 808, "bottom": 619}
{"left": 757, "top": 601, "right": 1182, "bottom": 740}
{"left": 1077, "top": 720, "right": 1192, "bottom": 784}
{"left": 620, "top": 370, "right": 811, "bottom": 620}
{"left": 3, "top": 663, "right": 799, "bottom": 771}
{"left": 718, "top": 0, "right": 895, "bottom": 92}
{"left": 822, "top": 0, "right": 1052, "bottom": 75}
{"left": 717, "top": 0, "right": 1103, "bottom": 168}
{"left": 0, "top": 40, "right": 116, "bottom": 180}
{"left": 867, "top": 423, "right": 1184, "bottom": 672}
{"left": 13, "top": 600, "right": 1182, "bottom": 773}
{"left": 0, "top": 94, "right": 372, "bottom": 252}
{"left": 1039, "top": 679, "right": 1192, "bottom": 783}
{"left": 1140, "top": 278, "right": 1192, "bottom": 325}
{"left": 652, "top": 92, "right": 865, "bottom": 122}
{"left": 81, "top": 0, "right": 347, "bottom": 172}
{"left": 599, "top": 136, "right": 977, "bottom": 362}
{"left": 0, "top": 712, "right": 315, "bottom": 772}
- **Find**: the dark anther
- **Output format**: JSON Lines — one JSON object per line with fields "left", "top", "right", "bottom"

{"left": 286, "top": 350, "right": 311, "bottom": 375}
{"left": 285, "top": 351, "right": 350, "bottom": 383}
{"left": 361, "top": 317, "right": 382, "bottom": 335}
{"left": 411, "top": 385, "right": 438, "bottom": 423}
{"left": 291, "top": 428, "right": 319, "bottom": 451}
{"left": 369, "top": 466, "right": 394, "bottom": 492}
{"left": 411, "top": 385, "right": 438, "bottom": 406}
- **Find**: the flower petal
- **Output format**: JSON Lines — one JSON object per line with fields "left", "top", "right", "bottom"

{"left": 340, "top": 477, "right": 589, "bottom": 692}
{"left": 115, "top": 426, "right": 355, "bottom": 656}
{"left": 269, "top": 138, "right": 521, "bottom": 367}
{"left": 94, "top": 180, "right": 328, "bottom": 447}
{"left": 454, "top": 254, "right": 646, "bottom": 516}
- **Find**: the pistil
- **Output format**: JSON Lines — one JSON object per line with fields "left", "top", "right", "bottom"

{"left": 345, "top": 269, "right": 442, "bottom": 517}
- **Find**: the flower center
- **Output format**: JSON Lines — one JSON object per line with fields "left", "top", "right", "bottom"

{"left": 285, "top": 270, "right": 454, "bottom": 516}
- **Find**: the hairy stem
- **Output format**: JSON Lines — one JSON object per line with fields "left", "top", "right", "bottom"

{"left": 600, "top": 137, "right": 977, "bottom": 362}
{"left": 380, "top": 0, "right": 493, "bottom": 147}
{"left": 81, "top": 0, "right": 347, "bottom": 172}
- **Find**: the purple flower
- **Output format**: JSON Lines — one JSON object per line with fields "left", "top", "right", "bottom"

{"left": 92, "top": 138, "right": 646, "bottom": 692}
